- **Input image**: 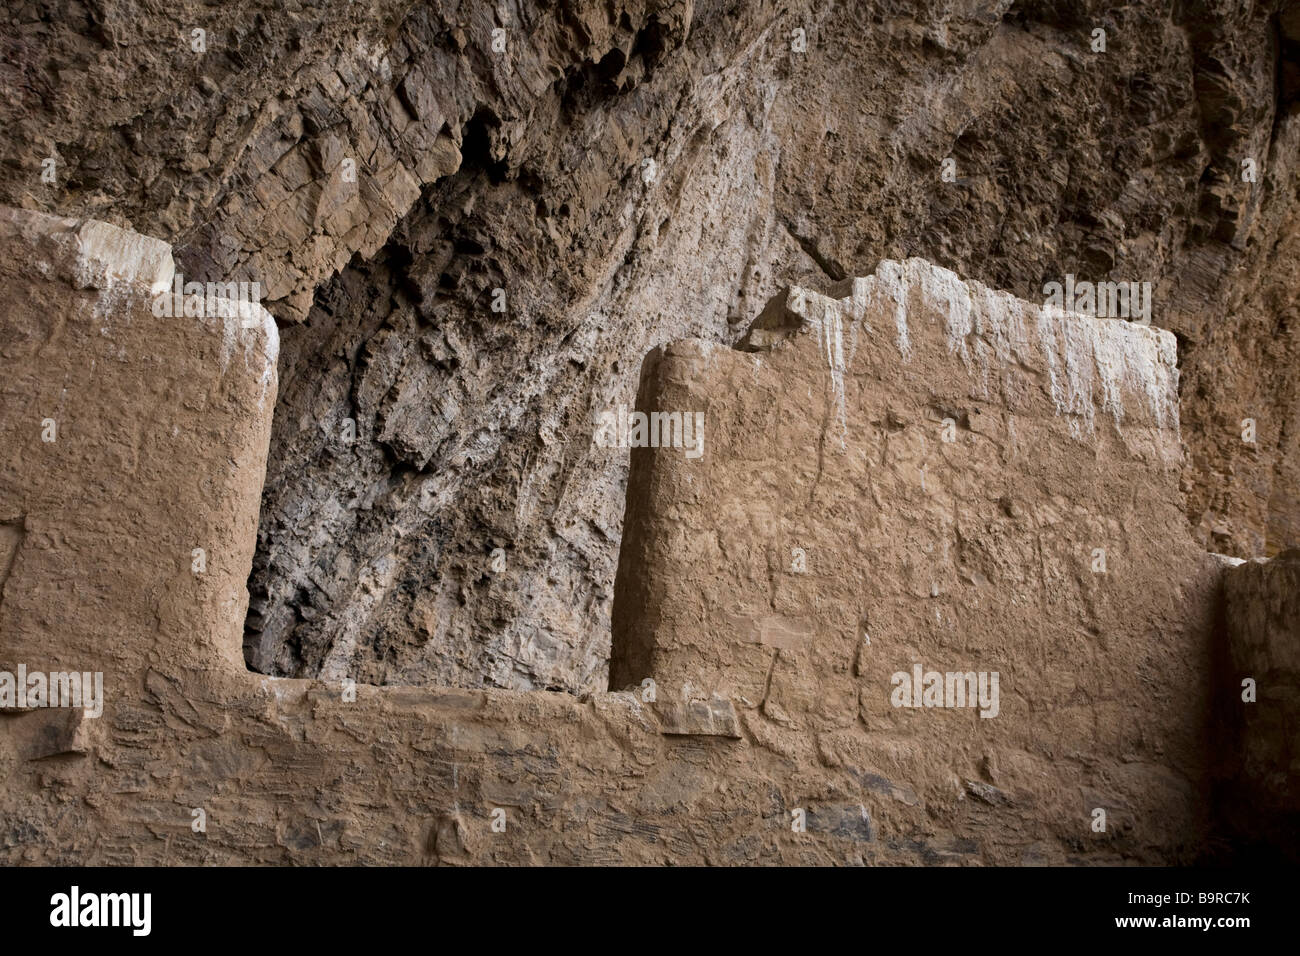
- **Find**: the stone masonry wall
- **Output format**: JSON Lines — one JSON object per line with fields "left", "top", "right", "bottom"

{"left": 0, "top": 210, "right": 1282, "bottom": 864}
{"left": 7, "top": 1, "right": 1295, "bottom": 696}
{"left": 1219, "top": 551, "right": 1300, "bottom": 859}
{"left": 613, "top": 258, "right": 1227, "bottom": 856}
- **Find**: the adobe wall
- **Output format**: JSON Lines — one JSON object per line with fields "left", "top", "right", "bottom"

{"left": 1219, "top": 551, "right": 1300, "bottom": 859}
{"left": 612, "top": 260, "right": 1228, "bottom": 857}
{"left": 0, "top": 209, "right": 1256, "bottom": 865}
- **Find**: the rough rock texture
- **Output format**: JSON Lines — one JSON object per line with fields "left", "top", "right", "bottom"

{"left": 1219, "top": 550, "right": 1300, "bottom": 860}
{"left": 1, "top": 0, "right": 1297, "bottom": 691}
{"left": 1, "top": 210, "right": 1263, "bottom": 864}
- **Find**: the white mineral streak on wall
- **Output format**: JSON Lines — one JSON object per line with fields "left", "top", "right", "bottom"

{"left": 782, "top": 258, "right": 1179, "bottom": 446}
{"left": 971, "top": 284, "right": 1032, "bottom": 400}
{"left": 874, "top": 259, "right": 912, "bottom": 359}
{"left": 72, "top": 217, "right": 175, "bottom": 294}
{"left": 918, "top": 260, "right": 973, "bottom": 369}
{"left": 845, "top": 275, "right": 871, "bottom": 369}
{"left": 73, "top": 213, "right": 279, "bottom": 405}
{"left": 1, "top": 209, "right": 280, "bottom": 411}
{"left": 200, "top": 303, "right": 279, "bottom": 390}
{"left": 203, "top": 306, "right": 280, "bottom": 407}
{"left": 787, "top": 286, "right": 850, "bottom": 447}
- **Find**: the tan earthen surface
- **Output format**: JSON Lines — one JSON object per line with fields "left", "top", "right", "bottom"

{"left": 5, "top": 210, "right": 1282, "bottom": 865}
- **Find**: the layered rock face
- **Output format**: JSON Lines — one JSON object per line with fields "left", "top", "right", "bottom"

{"left": 6, "top": 211, "right": 1285, "bottom": 864}
{"left": 2, "top": 0, "right": 1297, "bottom": 692}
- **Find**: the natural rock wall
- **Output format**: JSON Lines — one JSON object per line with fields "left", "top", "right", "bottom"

{"left": 2, "top": 1, "right": 1296, "bottom": 692}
